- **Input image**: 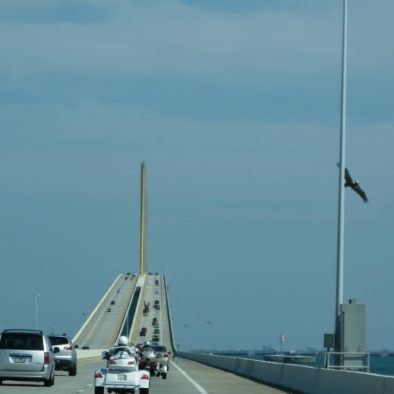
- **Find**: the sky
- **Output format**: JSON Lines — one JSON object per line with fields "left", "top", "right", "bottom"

{"left": 1, "top": 0, "right": 393, "bottom": 352}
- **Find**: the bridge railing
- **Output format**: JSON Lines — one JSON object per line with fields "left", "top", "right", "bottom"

{"left": 324, "top": 351, "right": 370, "bottom": 372}
{"left": 163, "top": 275, "right": 176, "bottom": 355}
{"left": 177, "top": 351, "right": 394, "bottom": 394}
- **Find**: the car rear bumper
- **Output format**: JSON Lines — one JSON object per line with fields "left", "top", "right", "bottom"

{"left": 55, "top": 358, "right": 75, "bottom": 370}
{"left": 0, "top": 369, "right": 51, "bottom": 381}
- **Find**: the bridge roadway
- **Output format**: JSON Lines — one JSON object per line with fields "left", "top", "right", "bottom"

{"left": 130, "top": 274, "right": 173, "bottom": 351}
{"left": 0, "top": 358, "right": 287, "bottom": 393}
{"left": 74, "top": 274, "right": 138, "bottom": 349}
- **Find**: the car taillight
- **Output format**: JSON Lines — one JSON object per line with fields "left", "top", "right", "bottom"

{"left": 95, "top": 373, "right": 104, "bottom": 378}
{"left": 163, "top": 354, "right": 169, "bottom": 358}
{"left": 151, "top": 360, "right": 157, "bottom": 365}
{"left": 128, "top": 361, "right": 135, "bottom": 365}
{"left": 140, "top": 374, "right": 149, "bottom": 380}
{"left": 64, "top": 346, "right": 73, "bottom": 350}
{"left": 139, "top": 361, "right": 144, "bottom": 365}
{"left": 44, "top": 352, "right": 50, "bottom": 365}
{"left": 109, "top": 360, "right": 117, "bottom": 364}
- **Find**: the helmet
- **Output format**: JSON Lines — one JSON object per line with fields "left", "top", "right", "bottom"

{"left": 118, "top": 336, "right": 128, "bottom": 346}
{"left": 143, "top": 340, "right": 151, "bottom": 347}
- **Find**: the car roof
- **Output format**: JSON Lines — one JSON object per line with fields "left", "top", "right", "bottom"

{"left": 2, "top": 329, "right": 43, "bottom": 335}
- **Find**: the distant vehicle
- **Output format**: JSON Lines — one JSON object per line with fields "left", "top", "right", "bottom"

{"left": 154, "top": 300, "right": 159, "bottom": 305}
{"left": 155, "top": 273, "right": 158, "bottom": 275}
{"left": 116, "top": 289, "right": 120, "bottom": 293}
{"left": 153, "top": 329, "right": 160, "bottom": 335}
{"left": 110, "top": 300, "right": 116, "bottom": 305}
{"left": 124, "top": 276, "right": 129, "bottom": 280}
{"left": 154, "top": 305, "right": 160, "bottom": 310}
{"left": 152, "top": 335, "right": 160, "bottom": 343}
{"left": 0, "top": 329, "right": 57, "bottom": 386}
{"left": 152, "top": 318, "right": 157, "bottom": 326}
{"left": 154, "top": 290, "right": 159, "bottom": 294}
{"left": 153, "top": 322, "right": 159, "bottom": 329}
{"left": 107, "top": 308, "right": 112, "bottom": 312}
{"left": 148, "top": 272, "right": 152, "bottom": 275}
{"left": 143, "top": 308, "right": 149, "bottom": 316}
{"left": 155, "top": 280, "right": 159, "bottom": 286}
{"left": 82, "top": 346, "right": 90, "bottom": 350}
{"left": 48, "top": 335, "right": 77, "bottom": 376}
{"left": 152, "top": 345, "right": 170, "bottom": 376}
{"left": 140, "top": 327, "right": 147, "bottom": 337}
{"left": 126, "top": 272, "right": 131, "bottom": 275}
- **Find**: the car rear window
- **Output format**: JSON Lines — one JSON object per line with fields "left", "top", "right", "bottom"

{"left": 0, "top": 333, "right": 43, "bottom": 350}
{"left": 153, "top": 346, "right": 166, "bottom": 352}
{"left": 49, "top": 336, "right": 68, "bottom": 345}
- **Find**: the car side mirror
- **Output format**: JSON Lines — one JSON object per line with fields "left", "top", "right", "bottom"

{"left": 53, "top": 347, "right": 60, "bottom": 353}
{"left": 102, "top": 351, "right": 110, "bottom": 360}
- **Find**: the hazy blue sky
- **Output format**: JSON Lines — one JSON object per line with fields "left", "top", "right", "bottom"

{"left": 1, "top": 0, "right": 393, "bottom": 351}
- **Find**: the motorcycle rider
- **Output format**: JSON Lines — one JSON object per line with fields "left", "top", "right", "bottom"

{"left": 139, "top": 340, "right": 158, "bottom": 374}
{"left": 108, "top": 336, "right": 137, "bottom": 357}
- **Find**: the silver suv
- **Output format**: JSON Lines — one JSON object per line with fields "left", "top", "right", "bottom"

{"left": 48, "top": 335, "right": 77, "bottom": 376}
{"left": 0, "top": 329, "right": 57, "bottom": 386}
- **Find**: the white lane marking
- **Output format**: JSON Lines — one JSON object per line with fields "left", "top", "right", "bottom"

{"left": 170, "top": 360, "right": 209, "bottom": 394}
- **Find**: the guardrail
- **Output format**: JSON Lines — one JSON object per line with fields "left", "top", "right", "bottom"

{"left": 163, "top": 275, "right": 176, "bottom": 354}
{"left": 177, "top": 351, "right": 394, "bottom": 394}
{"left": 324, "top": 352, "right": 370, "bottom": 372}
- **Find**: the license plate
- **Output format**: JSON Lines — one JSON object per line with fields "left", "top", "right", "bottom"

{"left": 117, "top": 374, "right": 127, "bottom": 381}
{"left": 15, "top": 357, "right": 26, "bottom": 363}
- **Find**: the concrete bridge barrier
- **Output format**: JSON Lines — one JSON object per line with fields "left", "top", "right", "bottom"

{"left": 177, "top": 352, "right": 394, "bottom": 394}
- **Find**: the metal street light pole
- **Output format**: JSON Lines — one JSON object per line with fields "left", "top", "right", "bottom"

{"left": 335, "top": 0, "right": 348, "bottom": 351}
{"left": 35, "top": 292, "right": 40, "bottom": 330}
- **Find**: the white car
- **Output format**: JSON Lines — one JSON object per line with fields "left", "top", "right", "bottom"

{"left": 0, "top": 329, "right": 58, "bottom": 386}
{"left": 94, "top": 347, "right": 150, "bottom": 394}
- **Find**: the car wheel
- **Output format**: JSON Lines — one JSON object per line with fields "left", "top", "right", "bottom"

{"left": 69, "top": 363, "right": 77, "bottom": 376}
{"left": 162, "top": 372, "right": 167, "bottom": 379}
{"left": 94, "top": 386, "right": 104, "bottom": 394}
{"left": 44, "top": 377, "right": 52, "bottom": 387}
{"left": 140, "top": 389, "right": 149, "bottom": 394}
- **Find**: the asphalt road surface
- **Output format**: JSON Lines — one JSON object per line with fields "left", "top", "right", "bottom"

{"left": 0, "top": 356, "right": 287, "bottom": 394}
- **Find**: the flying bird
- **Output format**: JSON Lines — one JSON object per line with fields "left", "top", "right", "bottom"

{"left": 344, "top": 168, "right": 368, "bottom": 203}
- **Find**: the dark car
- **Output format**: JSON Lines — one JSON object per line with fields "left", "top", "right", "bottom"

{"left": 139, "top": 327, "right": 147, "bottom": 337}
{"left": 110, "top": 300, "right": 115, "bottom": 305}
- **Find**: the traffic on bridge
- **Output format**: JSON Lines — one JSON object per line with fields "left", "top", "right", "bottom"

{"left": 0, "top": 272, "right": 286, "bottom": 394}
